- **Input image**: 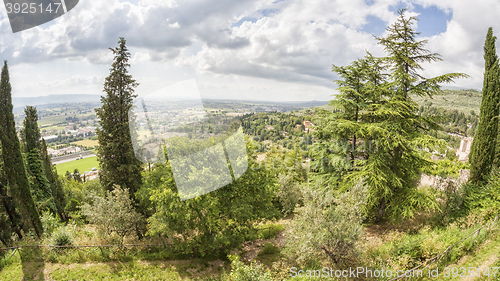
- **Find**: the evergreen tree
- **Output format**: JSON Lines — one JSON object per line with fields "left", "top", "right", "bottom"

{"left": 470, "top": 27, "right": 500, "bottom": 183}
{"left": 95, "top": 37, "right": 143, "bottom": 196}
{"left": 23, "top": 106, "right": 55, "bottom": 213}
{"left": 370, "top": 9, "right": 468, "bottom": 220}
{"left": 0, "top": 61, "right": 43, "bottom": 237}
{"left": 40, "top": 139, "right": 67, "bottom": 221}
{"left": 0, "top": 155, "right": 23, "bottom": 243}
{"left": 318, "top": 10, "right": 468, "bottom": 221}
{"left": 73, "top": 168, "right": 82, "bottom": 183}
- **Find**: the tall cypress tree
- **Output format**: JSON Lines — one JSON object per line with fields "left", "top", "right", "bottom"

{"left": 95, "top": 37, "right": 143, "bottom": 196}
{"left": 40, "top": 139, "right": 67, "bottom": 221}
{"left": 0, "top": 154, "right": 23, "bottom": 243}
{"left": 23, "top": 106, "right": 56, "bottom": 213}
{"left": 0, "top": 61, "right": 43, "bottom": 237}
{"left": 469, "top": 28, "right": 500, "bottom": 185}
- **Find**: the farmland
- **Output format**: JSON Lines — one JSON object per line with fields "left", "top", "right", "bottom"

{"left": 55, "top": 156, "right": 99, "bottom": 175}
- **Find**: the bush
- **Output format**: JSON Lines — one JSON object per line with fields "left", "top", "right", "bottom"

{"left": 41, "top": 211, "right": 64, "bottom": 236}
{"left": 276, "top": 173, "right": 302, "bottom": 215}
{"left": 51, "top": 227, "right": 73, "bottom": 246}
{"left": 80, "top": 186, "right": 144, "bottom": 244}
{"left": 227, "top": 255, "right": 273, "bottom": 281}
{"left": 258, "top": 242, "right": 279, "bottom": 256}
{"left": 283, "top": 180, "right": 368, "bottom": 266}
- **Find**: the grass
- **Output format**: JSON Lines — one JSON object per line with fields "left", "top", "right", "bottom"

{"left": 362, "top": 217, "right": 498, "bottom": 281}
{"left": 55, "top": 156, "right": 99, "bottom": 175}
{"left": 71, "top": 139, "right": 99, "bottom": 148}
{"left": 421, "top": 224, "right": 500, "bottom": 280}
{"left": 411, "top": 89, "right": 482, "bottom": 115}
{"left": 0, "top": 255, "right": 227, "bottom": 281}
{"left": 41, "top": 125, "right": 65, "bottom": 131}
{"left": 38, "top": 115, "right": 68, "bottom": 126}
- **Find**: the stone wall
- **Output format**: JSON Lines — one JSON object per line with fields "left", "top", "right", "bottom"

{"left": 419, "top": 169, "right": 470, "bottom": 191}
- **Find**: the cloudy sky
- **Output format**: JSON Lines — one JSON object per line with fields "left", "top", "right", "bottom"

{"left": 0, "top": 0, "right": 498, "bottom": 101}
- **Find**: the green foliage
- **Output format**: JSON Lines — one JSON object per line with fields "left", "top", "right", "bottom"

{"left": 80, "top": 186, "right": 144, "bottom": 244}
{"left": 431, "top": 183, "right": 466, "bottom": 225}
{"left": 317, "top": 10, "right": 466, "bottom": 221}
{"left": 26, "top": 148, "right": 56, "bottom": 213}
{"left": 40, "top": 211, "right": 64, "bottom": 236}
{"left": 470, "top": 27, "right": 500, "bottom": 184}
{"left": 227, "top": 255, "right": 273, "bottom": 281}
{"left": 465, "top": 170, "right": 500, "bottom": 219}
{"left": 41, "top": 139, "right": 67, "bottom": 222}
{"left": 258, "top": 242, "right": 280, "bottom": 256}
{"left": 95, "top": 37, "right": 143, "bottom": 196}
{"left": 0, "top": 61, "right": 43, "bottom": 237}
{"left": 22, "top": 107, "right": 55, "bottom": 214}
{"left": 284, "top": 180, "right": 368, "bottom": 266}
{"left": 51, "top": 227, "right": 74, "bottom": 247}
{"left": 276, "top": 173, "right": 302, "bottom": 215}
{"left": 250, "top": 224, "right": 285, "bottom": 240}
{"left": 145, "top": 142, "right": 277, "bottom": 257}
{"left": 422, "top": 159, "right": 468, "bottom": 178}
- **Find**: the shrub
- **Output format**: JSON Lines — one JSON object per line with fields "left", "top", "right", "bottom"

{"left": 276, "top": 173, "right": 302, "bottom": 215}
{"left": 227, "top": 255, "right": 273, "bottom": 281}
{"left": 80, "top": 186, "right": 144, "bottom": 244}
{"left": 283, "top": 180, "right": 368, "bottom": 266}
{"left": 258, "top": 242, "right": 279, "bottom": 256}
{"left": 51, "top": 227, "right": 73, "bottom": 247}
{"left": 41, "top": 211, "right": 64, "bottom": 236}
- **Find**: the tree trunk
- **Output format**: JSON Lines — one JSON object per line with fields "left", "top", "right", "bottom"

{"left": 376, "top": 197, "right": 386, "bottom": 222}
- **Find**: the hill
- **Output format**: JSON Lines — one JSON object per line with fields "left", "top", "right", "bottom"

{"left": 411, "top": 89, "right": 482, "bottom": 114}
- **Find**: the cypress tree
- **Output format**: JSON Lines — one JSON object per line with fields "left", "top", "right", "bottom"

{"left": 40, "top": 139, "right": 67, "bottom": 221}
{"left": 23, "top": 106, "right": 55, "bottom": 213}
{"left": 0, "top": 61, "right": 43, "bottom": 237}
{"left": 95, "top": 37, "right": 143, "bottom": 196}
{"left": 469, "top": 27, "right": 500, "bottom": 184}
{"left": 0, "top": 156, "right": 23, "bottom": 242}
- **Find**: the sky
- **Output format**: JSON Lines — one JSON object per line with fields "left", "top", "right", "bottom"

{"left": 0, "top": 0, "right": 499, "bottom": 101}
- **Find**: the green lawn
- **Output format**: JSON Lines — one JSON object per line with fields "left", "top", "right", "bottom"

{"left": 55, "top": 156, "right": 99, "bottom": 175}
{"left": 0, "top": 258, "right": 224, "bottom": 281}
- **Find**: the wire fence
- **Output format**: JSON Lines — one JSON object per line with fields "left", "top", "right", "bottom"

{"left": 0, "top": 225, "right": 279, "bottom": 265}
{"left": 388, "top": 214, "right": 499, "bottom": 281}
{"left": 0, "top": 242, "right": 175, "bottom": 265}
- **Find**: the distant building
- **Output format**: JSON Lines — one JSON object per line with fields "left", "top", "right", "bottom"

{"left": 78, "top": 127, "right": 96, "bottom": 134}
{"left": 265, "top": 125, "right": 275, "bottom": 130}
{"left": 303, "top": 121, "right": 315, "bottom": 133}
{"left": 42, "top": 135, "right": 58, "bottom": 141}
{"left": 456, "top": 137, "right": 473, "bottom": 162}
{"left": 83, "top": 170, "right": 99, "bottom": 181}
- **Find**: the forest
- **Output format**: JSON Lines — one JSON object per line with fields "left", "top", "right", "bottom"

{"left": 1, "top": 10, "right": 500, "bottom": 281}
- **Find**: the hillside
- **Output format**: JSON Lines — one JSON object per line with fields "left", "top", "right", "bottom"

{"left": 412, "top": 89, "right": 482, "bottom": 115}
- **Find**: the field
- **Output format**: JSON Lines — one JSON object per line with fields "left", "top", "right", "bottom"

{"left": 55, "top": 156, "right": 99, "bottom": 175}
{"left": 71, "top": 139, "right": 99, "bottom": 148}
{"left": 37, "top": 115, "right": 68, "bottom": 126}
{"left": 40, "top": 125, "right": 65, "bottom": 131}
{"left": 411, "top": 89, "right": 482, "bottom": 114}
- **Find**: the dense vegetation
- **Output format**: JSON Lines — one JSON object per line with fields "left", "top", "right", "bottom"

{"left": 2, "top": 12, "right": 500, "bottom": 281}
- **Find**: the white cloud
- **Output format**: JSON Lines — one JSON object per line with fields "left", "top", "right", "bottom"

{"left": 0, "top": 0, "right": 499, "bottom": 99}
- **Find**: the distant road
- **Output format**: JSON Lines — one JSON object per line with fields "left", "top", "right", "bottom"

{"left": 51, "top": 151, "right": 94, "bottom": 165}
